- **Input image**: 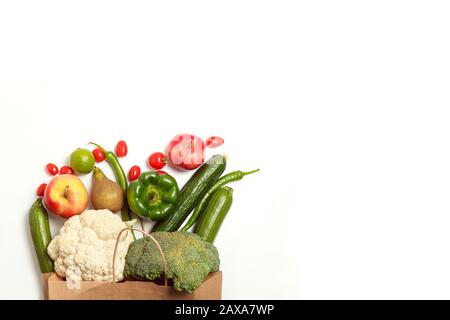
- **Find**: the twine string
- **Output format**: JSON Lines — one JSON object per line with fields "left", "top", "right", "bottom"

{"left": 112, "top": 227, "right": 168, "bottom": 286}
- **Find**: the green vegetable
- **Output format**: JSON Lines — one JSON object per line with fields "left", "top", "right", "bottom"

{"left": 181, "top": 168, "right": 259, "bottom": 231}
{"left": 123, "top": 231, "right": 220, "bottom": 293}
{"left": 127, "top": 171, "right": 179, "bottom": 221}
{"left": 194, "top": 187, "right": 233, "bottom": 243}
{"left": 29, "top": 198, "right": 53, "bottom": 273}
{"left": 152, "top": 154, "right": 226, "bottom": 232}
{"left": 90, "top": 142, "right": 135, "bottom": 239}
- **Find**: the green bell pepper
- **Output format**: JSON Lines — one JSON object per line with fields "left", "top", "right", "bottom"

{"left": 127, "top": 171, "right": 180, "bottom": 221}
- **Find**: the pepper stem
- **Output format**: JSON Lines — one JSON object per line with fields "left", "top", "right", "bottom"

{"left": 146, "top": 187, "right": 161, "bottom": 204}
{"left": 242, "top": 169, "right": 260, "bottom": 176}
{"left": 88, "top": 142, "right": 107, "bottom": 154}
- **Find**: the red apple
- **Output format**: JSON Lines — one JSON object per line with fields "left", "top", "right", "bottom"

{"left": 44, "top": 174, "right": 89, "bottom": 218}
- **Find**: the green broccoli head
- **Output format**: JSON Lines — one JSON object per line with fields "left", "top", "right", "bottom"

{"left": 123, "top": 231, "right": 220, "bottom": 293}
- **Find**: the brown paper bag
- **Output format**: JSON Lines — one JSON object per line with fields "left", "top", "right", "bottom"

{"left": 41, "top": 273, "right": 53, "bottom": 300}
{"left": 44, "top": 227, "right": 222, "bottom": 300}
{"left": 44, "top": 271, "right": 222, "bottom": 300}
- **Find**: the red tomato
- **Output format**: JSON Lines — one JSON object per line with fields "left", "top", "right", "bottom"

{"left": 46, "top": 163, "right": 59, "bottom": 176}
{"left": 206, "top": 136, "right": 224, "bottom": 148}
{"left": 148, "top": 152, "right": 167, "bottom": 170}
{"left": 92, "top": 148, "right": 105, "bottom": 162}
{"left": 128, "top": 165, "right": 141, "bottom": 181}
{"left": 167, "top": 134, "right": 205, "bottom": 170}
{"left": 115, "top": 140, "right": 128, "bottom": 157}
{"left": 60, "top": 166, "right": 74, "bottom": 175}
{"left": 36, "top": 183, "right": 47, "bottom": 197}
{"left": 157, "top": 170, "right": 168, "bottom": 175}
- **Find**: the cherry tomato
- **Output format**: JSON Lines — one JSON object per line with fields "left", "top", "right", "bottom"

{"left": 46, "top": 163, "right": 59, "bottom": 176}
{"left": 92, "top": 148, "right": 105, "bottom": 162}
{"left": 115, "top": 140, "right": 128, "bottom": 157}
{"left": 157, "top": 170, "right": 168, "bottom": 175}
{"left": 206, "top": 136, "right": 224, "bottom": 148}
{"left": 60, "top": 166, "right": 74, "bottom": 175}
{"left": 128, "top": 165, "right": 141, "bottom": 181}
{"left": 148, "top": 152, "right": 167, "bottom": 170}
{"left": 167, "top": 134, "right": 205, "bottom": 170}
{"left": 37, "top": 183, "right": 47, "bottom": 197}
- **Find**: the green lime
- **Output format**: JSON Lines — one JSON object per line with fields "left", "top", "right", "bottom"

{"left": 70, "top": 148, "right": 95, "bottom": 174}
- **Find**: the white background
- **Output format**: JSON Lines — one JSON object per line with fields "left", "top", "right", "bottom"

{"left": 1, "top": 1, "right": 450, "bottom": 300}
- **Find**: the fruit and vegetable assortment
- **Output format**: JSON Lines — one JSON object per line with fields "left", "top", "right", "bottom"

{"left": 29, "top": 134, "right": 258, "bottom": 293}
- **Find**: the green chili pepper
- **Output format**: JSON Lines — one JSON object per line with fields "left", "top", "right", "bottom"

{"left": 90, "top": 142, "right": 136, "bottom": 239}
{"left": 180, "top": 168, "right": 259, "bottom": 231}
{"left": 127, "top": 171, "right": 180, "bottom": 221}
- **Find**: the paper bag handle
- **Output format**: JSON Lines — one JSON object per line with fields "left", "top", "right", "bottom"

{"left": 112, "top": 227, "right": 168, "bottom": 286}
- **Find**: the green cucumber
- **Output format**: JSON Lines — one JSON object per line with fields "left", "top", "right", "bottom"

{"left": 152, "top": 154, "right": 226, "bottom": 232}
{"left": 29, "top": 198, "right": 54, "bottom": 273}
{"left": 194, "top": 187, "right": 233, "bottom": 243}
{"left": 181, "top": 168, "right": 259, "bottom": 231}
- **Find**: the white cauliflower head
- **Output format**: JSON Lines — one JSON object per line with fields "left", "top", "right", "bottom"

{"left": 47, "top": 209, "right": 134, "bottom": 285}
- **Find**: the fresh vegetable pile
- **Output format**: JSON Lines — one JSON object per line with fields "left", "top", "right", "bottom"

{"left": 29, "top": 134, "right": 258, "bottom": 293}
